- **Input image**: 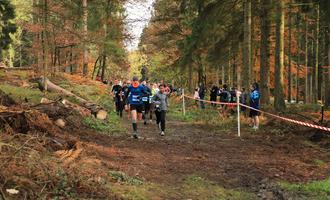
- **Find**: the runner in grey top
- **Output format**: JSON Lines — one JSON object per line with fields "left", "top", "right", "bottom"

{"left": 152, "top": 85, "right": 168, "bottom": 136}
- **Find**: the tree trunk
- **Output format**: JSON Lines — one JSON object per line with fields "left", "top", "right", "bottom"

{"left": 92, "top": 56, "right": 101, "bottom": 79}
{"left": 188, "top": 64, "right": 192, "bottom": 92}
{"left": 313, "top": 4, "right": 320, "bottom": 103}
{"left": 42, "top": 0, "right": 48, "bottom": 91}
{"left": 233, "top": 43, "right": 238, "bottom": 87}
{"left": 288, "top": 3, "right": 292, "bottom": 103}
{"left": 82, "top": 0, "right": 88, "bottom": 76}
{"left": 221, "top": 65, "right": 224, "bottom": 85}
{"left": 274, "top": 0, "right": 286, "bottom": 111}
{"left": 260, "top": 0, "right": 270, "bottom": 104}
{"left": 310, "top": 30, "right": 314, "bottom": 103}
{"left": 228, "top": 45, "right": 232, "bottom": 86}
{"left": 296, "top": 14, "right": 301, "bottom": 104}
{"left": 304, "top": 14, "right": 309, "bottom": 103}
{"left": 242, "top": 0, "right": 251, "bottom": 90}
{"left": 101, "top": 54, "right": 106, "bottom": 81}
{"left": 325, "top": 25, "right": 330, "bottom": 107}
{"left": 70, "top": 45, "right": 73, "bottom": 74}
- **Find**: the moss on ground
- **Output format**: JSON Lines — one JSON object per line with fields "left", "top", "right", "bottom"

{"left": 0, "top": 84, "right": 60, "bottom": 104}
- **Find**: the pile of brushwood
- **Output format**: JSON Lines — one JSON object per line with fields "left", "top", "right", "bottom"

{"left": 0, "top": 87, "right": 119, "bottom": 199}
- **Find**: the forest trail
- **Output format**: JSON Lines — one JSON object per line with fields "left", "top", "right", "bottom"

{"left": 0, "top": 70, "right": 329, "bottom": 199}
{"left": 79, "top": 112, "right": 330, "bottom": 198}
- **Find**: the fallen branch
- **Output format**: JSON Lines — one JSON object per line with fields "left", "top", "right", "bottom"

{"left": 0, "top": 66, "right": 33, "bottom": 71}
{"left": 36, "top": 77, "right": 107, "bottom": 120}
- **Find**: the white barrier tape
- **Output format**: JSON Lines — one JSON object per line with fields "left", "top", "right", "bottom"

{"left": 239, "top": 103, "right": 330, "bottom": 132}
{"left": 183, "top": 95, "right": 237, "bottom": 106}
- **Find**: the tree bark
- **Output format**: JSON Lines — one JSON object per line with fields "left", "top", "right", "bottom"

{"left": 188, "top": 64, "right": 192, "bottom": 92}
{"left": 313, "top": 4, "right": 320, "bottom": 103}
{"left": 82, "top": 0, "right": 88, "bottom": 76}
{"left": 310, "top": 30, "right": 314, "bottom": 103}
{"left": 304, "top": 14, "right": 309, "bottom": 103}
{"left": 228, "top": 45, "right": 232, "bottom": 86}
{"left": 288, "top": 3, "right": 292, "bottom": 103}
{"left": 274, "top": 0, "right": 286, "bottom": 111}
{"left": 91, "top": 56, "right": 101, "bottom": 79}
{"left": 242, "top": 0, "right": 251, "bottom": 90}
{"left": 101, "top": 54, "right": 106, "bottom": 81}
{"left": 325, "top": 24, "right": 330, "bottom": 107}
{"left": 260, "top": 0, "right": 271, "bottom": 104}
{"left": 42, "top": 0, "right": 48, "bottom": 91}
{"left": 296, "top": 13, "right": 301, "bottom": 104}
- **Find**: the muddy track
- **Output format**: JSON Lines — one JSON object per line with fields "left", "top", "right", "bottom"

{"left": 79, "top": 115, "right": 330, "bottom": 195}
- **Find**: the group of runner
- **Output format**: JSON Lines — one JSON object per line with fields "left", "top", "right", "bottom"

{"left": 111, "top": 77, "right": 171, "bottom": 139}
{"left": 194, "top": 83, "right": 261, "bottom": 130}
{"left": 111, "top": 77, "right": 260, "bottom": 137}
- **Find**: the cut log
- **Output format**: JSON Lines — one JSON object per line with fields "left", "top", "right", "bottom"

{"left": 37, "top": 77, "right": 87, "bottom": 103}
{"left": 36, "top": 77, "right": 107, "bottom": 120}
{"left": 40, "top": 98, "right": 54, "bottom": 104}
{"left": 61, "top": 99, "right": 91, "bottom": 117}
{"left": 96, "top": 110, "right": 107, "bottom": 120}
{"left": 55, "top": 119, "right": 66, "bottom": 128}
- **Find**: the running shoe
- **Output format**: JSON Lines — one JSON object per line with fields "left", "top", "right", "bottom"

{"left": 160, "top": 131, "right": 165, "bottom": 136}
{"left": 252, "top": 126, "right": 259, "bottom": 131}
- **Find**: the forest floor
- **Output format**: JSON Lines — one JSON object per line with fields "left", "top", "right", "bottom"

{"left": 0, "top": 70, "right": 330, "bottom": 200}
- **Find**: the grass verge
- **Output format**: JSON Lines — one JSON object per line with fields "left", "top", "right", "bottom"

{"left": 280, "top": 178, "right": 330, "bottom": 200}
{"left": 109, "top": 174, "right": 257, "bottom": 200}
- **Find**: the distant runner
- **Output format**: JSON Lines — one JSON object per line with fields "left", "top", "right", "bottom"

{"left": 249, "top": 83, "right": 261, "bottom": 130}
{"left": 219, "top": 84, "right": 231, "bottom": 118}
{"left": 111, "top": 80, "right": 123, "bottom": 117}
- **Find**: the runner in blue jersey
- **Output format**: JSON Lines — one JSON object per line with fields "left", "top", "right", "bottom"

{"left": 126, "top": 76, "right": 147, "bottom": 139}
{"left": 141, "top": 81, "right": 152, "bottom": 125}
{"left": 249, "top": 82, "right": 261, "bottom": 130}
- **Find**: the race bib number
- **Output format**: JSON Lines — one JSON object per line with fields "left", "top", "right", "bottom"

{"left": 132, "top": 95, "right": 140, "bottom": 102}
{"left": 142, "top": 97, "right": 148, "bottom": 102}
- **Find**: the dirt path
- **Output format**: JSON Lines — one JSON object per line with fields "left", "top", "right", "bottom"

{"left": 79, "top": 114, "right": 330, "bottom": 197}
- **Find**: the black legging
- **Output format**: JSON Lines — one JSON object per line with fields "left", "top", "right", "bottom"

{"left": 115, "top": 99, "right": 123, "bottom": 117}
{"left": 210, "top": 95, "right": 217, "bottom": 107}
{"left": 155, "top": 110, "right": 166, "bottom": 131}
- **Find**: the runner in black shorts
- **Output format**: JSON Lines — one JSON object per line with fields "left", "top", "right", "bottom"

{"left": 126, "top": 76, "right": 147, "bottom": 139}
{"left": 141, "top": 81, "right": 152, "bottom": 125}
